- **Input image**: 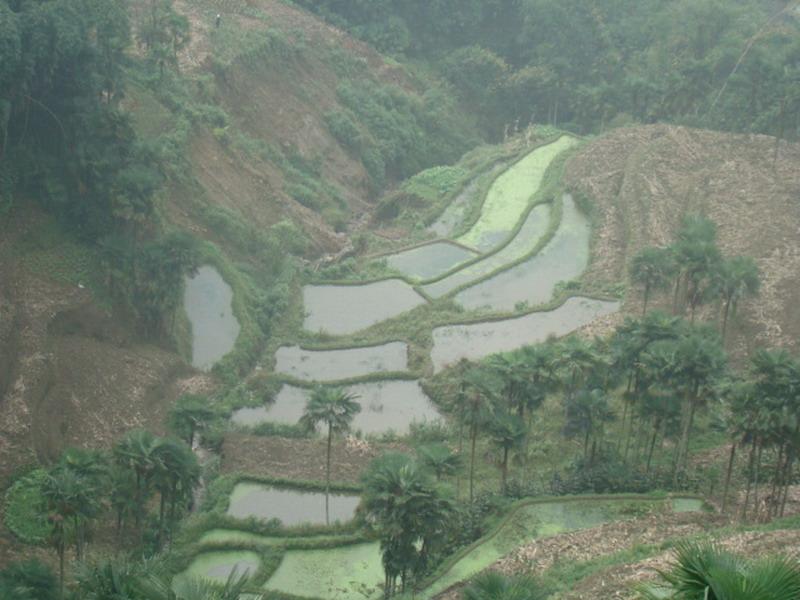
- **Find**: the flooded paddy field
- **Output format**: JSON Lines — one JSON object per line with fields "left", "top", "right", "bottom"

{"left": 232, "top": 381, "right": 441, "bottom": 436}
{"left": 303, "top": 280, "right": 426, "bottom": 336}
{"left": 455, "top": 195, "right": 590, "bottom": 311}
{"left": 274, "top": 342, "right": 409, "bottom": 382}
{"left": 183, "top": 266, "right": 240, "bottom": 370}
{"left": 431, "top": 297, "right": 620, "bottom": 372}
{"left": 384, "top": 242, "right": 477, "bottom": 281}
{"left": 226, "top": 482, "right": 360, "bottom": 526}
{"left": 457, "top": 136, "right": 577, "bottom": 251}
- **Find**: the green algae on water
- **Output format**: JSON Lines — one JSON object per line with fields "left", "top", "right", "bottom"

{"left": 458, "top": 136, "right": 578, "bottom": 251}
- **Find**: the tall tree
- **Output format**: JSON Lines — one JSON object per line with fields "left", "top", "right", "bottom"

{"left": 488, "top": 412, "right": 527, "bottom": 493}
{"left": 300, "top": 387, "right": 361, "bottom": 525}
{"left": 712, "top": 255, "right": 760, "bottom": 342}
{"left": 167, "top": 394, "right": 216, "bottom": 448}
{"left": 630, "top": 246, "right": 676, "bottom": 315}
{"left": 361, "top": 454, "right": 453, "bottom": 597}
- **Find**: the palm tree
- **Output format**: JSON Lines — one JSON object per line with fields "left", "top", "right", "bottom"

{"left": 712, "top": 255, "right": 760, "bottom": 342}
{"left": 0, "top": 560, "right": 58, "bottom": 600}
{"left": 639, "top": 542, "right": 800, "bottom": 600}
{"left": 630, "top": 246, "right": 675, "bottom": 315}
{"left": 152, "top": 438, "right": 200, "bottom": 542}
{"left": 488, "top": 412, "right": 527, "bottom": 493}
{"left": 361, "top": 454, "right": 453, "bottom": 597}
{"left": 138, "top": 568, "right": 262, "bottom": 600}
{"left": 552, "top": 336, "right": 602, "bottom": 409}
{"left": 300, "top": 386, "right": 361, "bottom": 525}
{"left": 167, "top": 394, "right": 217, "bottom": 447}
{"left": 668, "top": 328, "right": 727, "bottom": 481}
{"left": 113, "top": 430, "right": 162, "bottom": 531}
{"left": 462, "top": 369, "right": 498, "bottom": 503}
{"left": 463, "top": 571, "right": 547, "bottom": 600}
{"left": 42, "top": 466, "right": 98, "bottom": 598}
{"left": 416, "top": 444, "right": 463, "bottom": 481}
{"left": 672, "top": 215, "right": 721, "bottom": 320}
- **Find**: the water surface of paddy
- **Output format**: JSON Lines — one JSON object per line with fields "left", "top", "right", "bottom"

{"left": 226, "top": 483, "right": 360, "bottom": 526}
{"left": 431, "top": 297, "right": 620, "bottom": 372}
{"left": 303, "top": 280, "right": 426, "bottom": 335}
{"left": 457, "top": 136, "right": 577, "bottom": 251}
{"left": 231, "top": 381, "right": 440, "bottom": 435}
{"left": 384, "top": 242, "right": 477, "bottom": 281}
{"left": 274, "top": 342, "right": 408, "bottom": 382}
{"left": 264, "top": 542, "right": 382, "bottom": 600}
{"left": 173, "top": 551, "right": 260, "bottom": 589}
{"left": 183, "top": 266, "right": 240, "bottom": 370}
{"left": 455, "top": 195, "right": 590, "bottom": 311}
{"left": 422, "top": 203, "right": 551, "bottom": 299}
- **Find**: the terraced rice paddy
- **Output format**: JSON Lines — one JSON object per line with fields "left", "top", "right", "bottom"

{"left": 303, "top": 280, "right": 426, "bottom": 335}
{"left": 174, "top": 551, "right": 260, "bottom": 586}
{"left": 274, "top": 342, "right": 409, "bottom": 382}
{"left": 384, "top": 242, "right": 477, "bottom": 281}
{"left": 420, "top": 497, "right": 705, "bottom": 599}
{"left": 422, "top": 203, "right": 552, "bottom": 298}
{"left": 455, "top": 195, "right": 590, "bottom": 311}
{"left": 457, "top": 136, "right": 577, "bottom": 251}
{"left": 232, "top": 381, "right": 441, "bottom": 435}
{"left": 183, "top": 265, "right": 240, "bottom": 370}
{"left": 226, "top": 483, "right": 360, "bottom": 526}
{"left": 263, "top": 542, "right": 383, "bottom": 600}
{"left": 431, "top": 297, "right": 620, "bottom": 373}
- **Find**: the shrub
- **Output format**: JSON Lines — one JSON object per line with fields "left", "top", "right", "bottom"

{"left": 3, "top": 470, "right": 49, "bottom": 544}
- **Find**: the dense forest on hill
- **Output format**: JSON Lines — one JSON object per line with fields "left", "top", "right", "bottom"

{"left": 300, "top": 0, "right": 800, "bottom": 138}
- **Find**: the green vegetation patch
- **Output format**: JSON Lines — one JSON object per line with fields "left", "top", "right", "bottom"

{"left": 198, "top": 529, "right": 346, "bottom": 548}
{"left": 458, "top": 136, "right": 578, "bottom": 251}
{"left": 403, "top": 166, "right": 468, "bottom": 202}
{"left": 3, "top": 469, "right": 50, "bottom": 545}
{"left": 263, "top": 542, "right": 383, "bottom": 600}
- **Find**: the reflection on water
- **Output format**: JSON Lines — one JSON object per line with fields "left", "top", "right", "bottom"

{"left": 231, "top": 381, "right": 441, "bottom": 435}
{"left": 303, "top": 280, "right": 426, "bottom": 336}
{"left": 431, "top": 297, "right": 620, "bottom": 373}
{"left": 183, "top": 266, "right": 241, "bottom": 370}
{"left": 456, "top": 195, "right": 590, "bottom": 311}
{"left": 274, "top": 342, "right": 408, "bottom": 382}
{"left": 227, "top": 483, "right": 360, "bottom": 526}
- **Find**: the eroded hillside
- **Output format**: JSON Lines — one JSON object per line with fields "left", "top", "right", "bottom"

{"left": 566, "top": 125, "right": 800, "bottom": 355}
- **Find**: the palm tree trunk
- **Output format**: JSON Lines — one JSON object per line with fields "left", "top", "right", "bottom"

{"left": 722, "top": 442, "right": 737, "bottom": 513}
{"left": 642, "top": 284, "right": 650, "bottom": 316}
{"left": 721, "top": 298, "right": 732, "bottom": 342}
{"left": 326, "top": 425, "right": 332, "bottom": 526}
{"left": 742, "top": 439, "right": 757, "bottom": 521}
{"left": 59, "top": 545, "right": 65, "bottom": 600}
{"left": 470, "top": 422, "right": 478, "bottom": 503}
{"left": 646, "top": 420, "right": 660, "bottom": 474}
{"left": 501, "top": 447, "right": 509, "bottom": 494}
{"left": 781, "top": 454, "right": 793, "bottom": 517}
{"left": 753, "top": 441, "right": 763, "bottom": 521}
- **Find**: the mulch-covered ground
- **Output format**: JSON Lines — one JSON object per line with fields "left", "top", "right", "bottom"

{"left": 565, "top": 125, "right": 800, "bottom": 355}
{"left": 221, "top": 433, "right": 409, "bottom": 485}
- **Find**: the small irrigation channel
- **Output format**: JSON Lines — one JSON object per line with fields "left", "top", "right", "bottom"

{"left": 187, "top": 134, "right": 635, "bottom": 597}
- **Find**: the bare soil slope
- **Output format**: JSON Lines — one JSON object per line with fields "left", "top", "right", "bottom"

{"left": 566, "top": 125, "right": 800, "bottom": 355}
